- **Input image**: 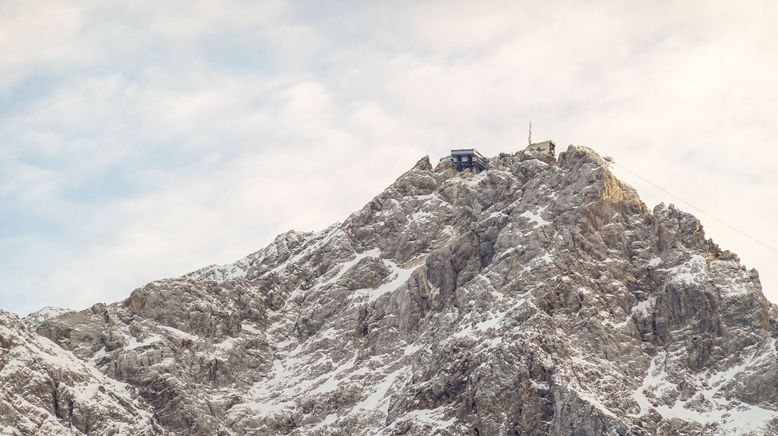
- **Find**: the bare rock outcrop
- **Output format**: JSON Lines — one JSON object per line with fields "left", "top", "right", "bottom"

{"left": 0, "top": 310, "right": 164, "bottom": 435}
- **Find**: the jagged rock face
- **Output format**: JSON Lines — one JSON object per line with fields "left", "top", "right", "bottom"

{"left": 13, "top": 145, "right": 778, "bottom": 435}
{"left": 0, "top": 310, "right": 164, "bottom": 435}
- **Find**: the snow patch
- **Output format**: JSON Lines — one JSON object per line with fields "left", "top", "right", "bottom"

{"left": 410, "top": 210, "right": 435, "bottom": 223}
{"left": 23, "top": 307, "right": 72, "bottom": 327}
{"left": 159, "top": 325, "right": 199, "bottom": 342}
{"left": 325, "top": 248, "right": 381, "bottom": 286}
{"left": 125, "top": 334, "right": 162, "bottom": 351}
{"left": 520, "top": 208, "right": 549, "bottom": 227}
{"left": 403, "top": 342, "right": 424, "bottom": 356}
{"left": 631, "top": 296, "right": 656, "bottom": 317}
{"left": 351, "top": 259, "right": 416, "bottom": 302}
{"left": 662, "top": 255, "right": 707, "bottom": 286}
{"left": 632, "top": 350, "right": 778, "bottom": 435}
{"left": 354, "top": 367, "right": 409, "bottom": 413}
{"left": 390, "top": 407, "right": 457, "bottom": 431}
{"left": 241, "top": 322, "right": 261, "bottom": 335}
{"left": 311, "top": 355, "right": 357, "bottom": 394}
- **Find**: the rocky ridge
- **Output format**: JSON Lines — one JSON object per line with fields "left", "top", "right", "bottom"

{"left": 3, "top": 144, "right": 778, "bottom": 435}
{"left": 0, "top": 310, "right": 162, "bottom": 435}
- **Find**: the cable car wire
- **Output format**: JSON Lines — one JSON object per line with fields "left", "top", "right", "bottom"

{"left": 610, "top": 161, "right": 778, "bottom": 256}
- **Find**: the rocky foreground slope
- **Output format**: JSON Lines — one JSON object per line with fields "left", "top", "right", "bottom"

{"left": 3, "top": 145, "right": 778, "bottom": 435}
{"left": 0, "top": 311, "right": 162, "bottom": 434}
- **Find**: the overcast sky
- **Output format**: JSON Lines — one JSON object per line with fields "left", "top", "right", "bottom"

{"left": 2, "top": 0, "right": 777, "bottom": 315}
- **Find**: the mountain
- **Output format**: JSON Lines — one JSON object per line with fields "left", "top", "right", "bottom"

{"left": 0, "top": 310, "right": 162, "bottom": 434}
{"left": 3, "top": 145, "right": 778, "bottom": 435}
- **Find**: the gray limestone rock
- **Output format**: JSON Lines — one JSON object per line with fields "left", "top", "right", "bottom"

{"left": 0, "top": 310, "right": 165, "bottom": 435}
{"left": 4, "top": 144, "right": 777, "bottom": 435}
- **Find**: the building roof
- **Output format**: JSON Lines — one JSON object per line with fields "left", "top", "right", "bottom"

{"left": 450, "top": 149, "right": 487, "bottom": 160}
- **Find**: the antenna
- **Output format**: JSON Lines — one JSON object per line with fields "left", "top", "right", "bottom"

{"left": 528, "top": 121, "right": 532, "bottom": 146}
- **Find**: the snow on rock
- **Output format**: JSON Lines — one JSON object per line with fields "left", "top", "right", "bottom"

{"left": 350, "top": 257, "right": 417, "bottom": 302}
{"left": 662, "top": 254, "right": 709, "bottom": 286}
{"left": 15, "top": 145, "right": 778, "bottom": 435}
{"left": 0, "top": 310, "right": 164, "bottom": 435}
{"left": 633, "top": 347, "right": 778, "bottom": 435}
{"left": 519, "top": 206, "right": 550, "bottom": 227}
{"left": 23, "top": 306, "right": 73, "bottom": 329}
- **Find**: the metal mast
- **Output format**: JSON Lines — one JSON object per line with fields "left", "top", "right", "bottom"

{"left": 528, "top": 120, "right": 532, "bottom": 146}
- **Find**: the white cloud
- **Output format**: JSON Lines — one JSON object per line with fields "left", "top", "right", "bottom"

{"left": 1, "top": 0, "right": 777, "bottom": 314}
{"left": 0, "top": 1, "right": 88, "bottom": 95}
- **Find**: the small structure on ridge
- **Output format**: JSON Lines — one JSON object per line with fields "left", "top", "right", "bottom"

{"left": 440, "top": 149, "right": 489, "bottom": 173}
{"left": 527, "top": 140, "right": 557, "bottom": 157}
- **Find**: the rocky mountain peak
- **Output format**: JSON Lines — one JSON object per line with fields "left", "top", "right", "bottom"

{"left": 411, "top": 155, "right": 433, "bottom": 171}
{"left": 3, "top": 144, "right": 777, "bottom": 435}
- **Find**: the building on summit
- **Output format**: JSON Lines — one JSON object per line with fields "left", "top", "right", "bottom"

{"left": 440, "top": 149, "right": 489, "bottom": 173}
{"left": 527, "top": 140, "right": 557, "bottom": 156}
{"left": 440, "top": 139, "right": 555, "bottom": 175}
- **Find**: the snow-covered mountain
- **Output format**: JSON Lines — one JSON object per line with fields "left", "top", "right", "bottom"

{"left": 3, "top": 145, "right": 778, "bottom": 435}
